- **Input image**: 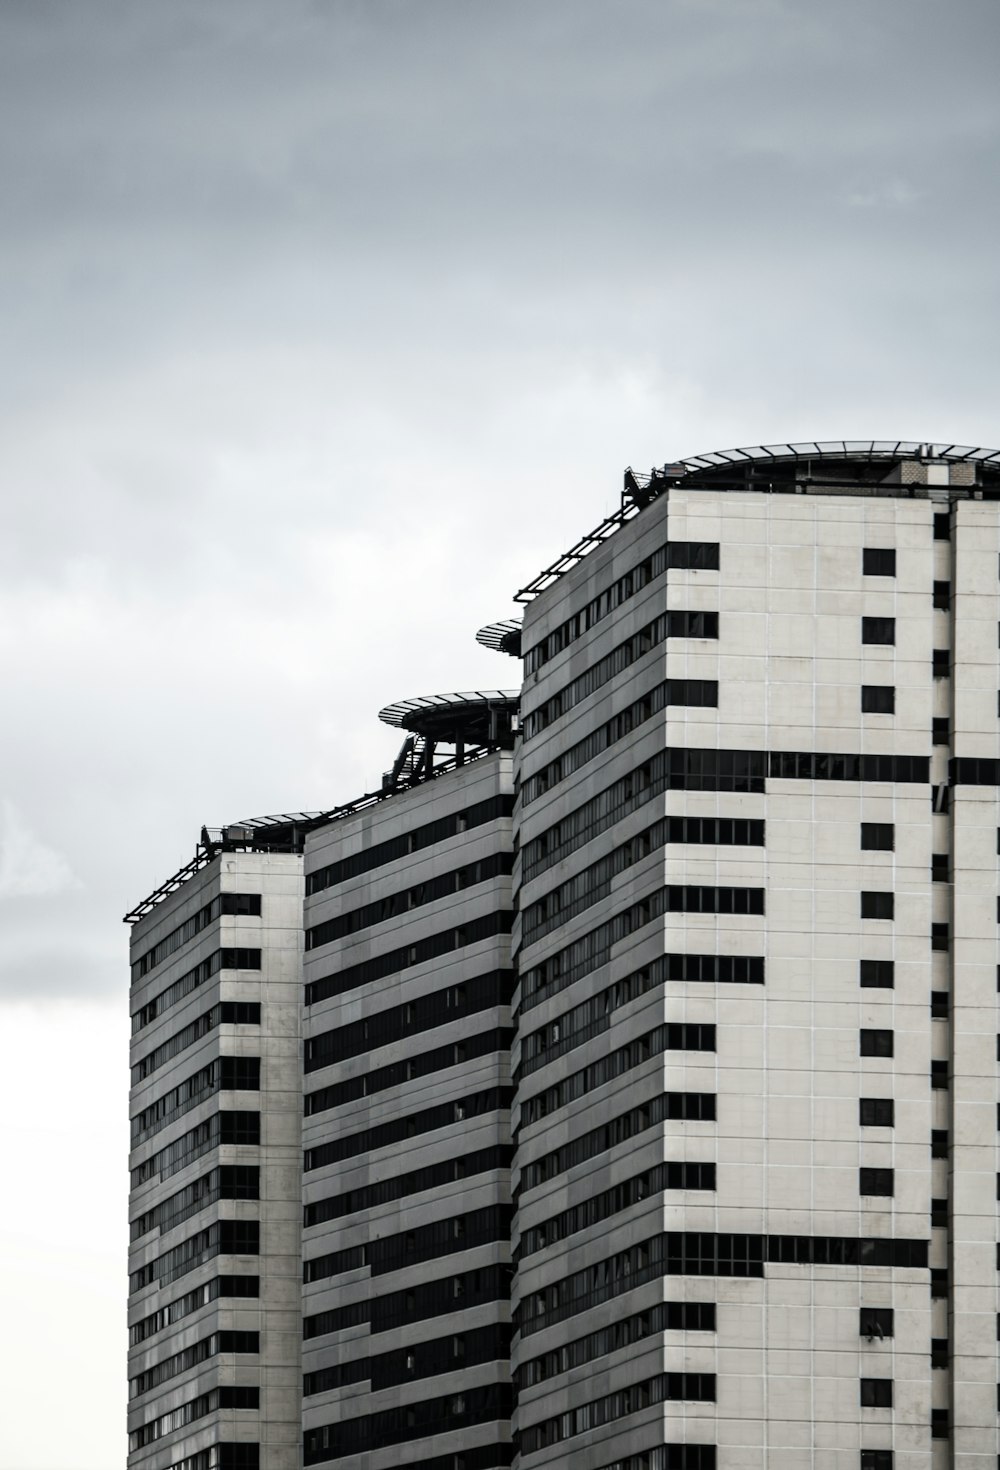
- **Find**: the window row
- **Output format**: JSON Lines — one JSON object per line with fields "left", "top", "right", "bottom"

{"left": 131, "top": 1003, "right": 260, "bottom": 1084}
{"left": 519, "top": 1160, "right": 716, "bottom": 1258}
{"left": 129, "top": 1220, "right": 260, "bottom": 1294}
{"left": 159, "top": 1446, "right": 260, "bottom": 1470}
{"left": 517, "top": 952, "right": 753, "bottom": 1078}
{"left": 305, "top": 852, "right": 513, "bottom": 951}
{"left": 518, "top": 887, "right": 673, "bottom": 1011}
{"left": 131, "top": 1110, "right": 260, "bottom": 1190}
{"left": 132, "top": 892, "right": 260, "bottom": 981}
{"left": 516, "top": 1299, "right": 715, "bottom": 1391}
{"left": 306, "top": 795, "right": 514, "bottom": 896}
{"left": 303, "top": 1204, "right": 512, "bottom": 1284}
{"left": 305, "top": 1024, "right": 512, "bottom": 1108}
{"left": 520, "top": 1090, "right": 715, "bottom": 1194}
{"left": 305, "top": 969, "right": 512, "bottom": 1070}
{"left": 129, "top": 1387, "right": 260, "bottom": 1452}
{"left": 519, "top": 1373, "right": 715, "bottom": 1456}
{"left": 587, "top": 1449, "right": 715, "bottom": 1470}
{"left": 522, "top": 539, "right": 718, "bottom": 674}
{"left": 130, "top": 1165, "right": 259, "bottom": 1242}
{"left": 303, "top": 1384, "right": 513, "bottom": 1465}
{"left": 130, "top": 1057, "right": 260, "bottom": 1148}
{"left": 520, "top": 1023, "right": 716, "bottom": 1128}
{"left": 129, "top": 1329, "right": 259, "bottom": 1400}
{"left": 305, "top": 1145, "right": 513, "bottom": 1229}
{"left": 304, "top": 1264, "right": 509, "bottom": 1342}
{"left": 520, "top": 679, "right": 676, "bottom": 806}
{"left": 304, "top": 908, "right": 513, "bottom": 1006}
{"left": 129, "top": 1274, "right": 259, "bottom": 1347}
{"left": 304, "top": 1086, "right": 512, "bottom": 1173}
{"left": 132, "top": 948, "right": 262, "bottom": 1033}
{"left": 521, "top": 742, "right": 763, "bottom": 884}
{"left": 304, "top": 1323, "right": 510, "bottom": 1397}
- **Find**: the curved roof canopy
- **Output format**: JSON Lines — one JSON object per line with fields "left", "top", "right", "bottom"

{"left": 379, "top": 689, "right": 519, "bottom": 742}
{"left": 476, "top": 619, "right": 522, "bottom": 656}
{"left": 667, "top": 440, "right": 1000, "bottom": 478}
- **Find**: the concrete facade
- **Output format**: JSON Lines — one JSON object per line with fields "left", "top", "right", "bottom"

{"left": 127, "top": 852, "right": 303, "bottom": 1470}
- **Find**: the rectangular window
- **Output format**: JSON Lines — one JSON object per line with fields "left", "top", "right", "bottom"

{"left": 934, "top": 512, "right": 950, "bottom": 540}
{"left": 863, "top": 548, "right": 896, "bottom": 577}
{"left": 860, "top": 1167, "right": 894, "bottom": 1196}
{"left": 931, "top": 853, "right": 949, "bottom": 883}
{"left": 931, "top": 1198, "right": 947, "bottom": 1227}
{"left": 933, "top": 580, "right": 950, "bottom": 609}
{"left": 860, "top": 1378, "right": 893, "bottom": 1408}
{"left": 860, "top": 959, "right": 894, "bottom": 989}
{"left": 862, "top": 617, "right": 896, "bottom": 646}
{"left": 861, "top": 891, "right": 894, "bottom": 920}
{"left": 860, "top": 1307, "right": 894, "bottom": 1340}
{"left": 861, "top": 823, "right": 894, "bottom": 852}
{"left": 861, "top": 685, "right": 895, "bottom": 714}
{"left": 931, "top": 923, "right": 950, "bottom": 951}
{"left": 859, "top": 1098, "right": 894, "bottom": 1127}
{"left": 931, "top": 1409, "right": 950, "bottom": 1439}
{"left": 931, "top": 1129, "right": 948, "bottom": 1159}
{"left": 931, "top": 1338, "right": 948, "bottom": 1368}
{"left": 931, "top": 1269, "right": 948, "bottom": 1299}
{"left": 931, "top": 1060, "right": 949, "bottom": 1090}
{"left": 861, "top": 1450, "right": 893, "bottom": 1469}
{"left": 933, "top": 648, "right": 950, "bottom": 677}
{"left": 860, "top": 1029, "right": 893, "bottom": 1058}
{"left": 930, "top": 991, "right": 948, "bottom": 1019}
{"left": 932, "top": 716, "right": 949, "bottom": 745}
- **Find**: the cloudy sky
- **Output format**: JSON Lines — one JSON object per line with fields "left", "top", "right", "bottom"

{"left": 1, "top": 1, "right": 998, "bottom": 1464}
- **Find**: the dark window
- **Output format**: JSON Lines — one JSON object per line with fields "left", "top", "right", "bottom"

{"left": 931, "top": 853, "right": 949, "bottom": 883}
{"left": 931, "top": 1268, "right": 948, "bottom": 1299}
{"left": 931, "top": 1060, "right": 949, "bottom": 1090}
{"left": 863, "top": 548, "right": 896, "bottom": 577}
{"left": 860, "top": 1030, "right": 893, "bottom": 1058}
{"left": 931, "top": 1409, "right": 950, "bottom": 1439}
{"left": 931, "top": 1130, "right": 948, "bottom": 1159}
{"left": 931, "top": 1338, "right": 948, "bottom": 1369}
{"left": 931, "top": 923, "right": 950, "bottom": 951}
{"left": 932, "top": 717, "right": 949, "bottom": 745}
{"left": 862, "top": 617, "right": 895, "bottom": 646}
{"left": 931, "top": 1198, "right": 947, "bottom": 1227}
{"left": 861, "top": 1451, "right": 893, "bottom": 1469}
{"left": 860, "top": 960, "right": 894, "bottom": 989}
{"left": 861, "top": 891, "right": 894, "bottom": 920}
{"left": 933, "top": 648, "right": 950, "bottom": 677}
{"left": 219, "top": 1002, "right": 261, "bottom": 1025}
{"left": 859, "top": 1098, "right": 894, "bottom": 1127}
{"left": 930, "top": 991, "right": 948, "bottom": 1019}
{"left": 860, "top": 1168, "right": 894, "bottom": 1197}
{"left": 933, "top": 580, "right": 950, "bottom": 609}
{"left": 934, "top": 512, "right": 950, "bottom": 540}
{"left": 861, "top": 685, "right": 895, "bottom": 714}
{"left": 861, "top": 823, "right": 894, "bottom": 852}
{"left": 860, "top": 1378, "right": 893, "bottom": 1408}
{"left": 860, "top": 1307, "right": 894, "bottom": 1340}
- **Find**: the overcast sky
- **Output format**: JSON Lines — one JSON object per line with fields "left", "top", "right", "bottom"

{"left": 2, "top": 1, "right": 999, "bottom": 1464}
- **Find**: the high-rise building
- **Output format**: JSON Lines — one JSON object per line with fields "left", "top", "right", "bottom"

{"left": 127, "top": 438, "right": 1000, "bottom": 1470}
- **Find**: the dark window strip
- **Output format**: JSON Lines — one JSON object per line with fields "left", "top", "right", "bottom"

{"left": 132, "top": 892, "right": 261, "bottom": 982}
{"left": 518, "top": 886, "right": 763, "bottom": 1012}
{"left": 303, "top": 1383, "right": 513, "bottom": 1464}
{"left": 129, "top": 1330, "right": 259, "bottom": 1400}
{"left": 519, "top": 1372, "right": 714, "bottom": 1456}
{"left": 129, "top": 1387, "right": 259, "bottom": 1452}
{"left": 129, "top": 1274, "right": 259, "bottom": 1347}
{"left": 305, "top": 969, "right": 513, "bottom": 1072}
{"left": 518, "top": 951, "right": 761, "bottom": 1076}
{"left": 129, "top": 1220, "right": 260, "bottom": 1294}
{"left": 306, "top": 794, "right": 514, "bottom": 896}
{"left": 304, "top": 1264, "right": 509, "bottom": 1341}
{"left": 952, "top": 757, "right": 1000, "bottom": 785}
{"left": 520, "top": 1090, "right": 715, "bottom": 1195}
{"left": 130, "top": 1057, "right": 260, "bottom": 1148}
{"left": 304, "top": 1205, "right": 512, "bottom": 1284}
{"left": 304, "top": 1087, "right": 513, "bottom": 1172}
{"left": 304, "top": 1323, "right": 511, "bottom": 1397}
{"left": 131, "top": 1003, "right": 260, "bottom": 1084}
{"left": 517, "top": 1299, "right": 715, "bottom": 1391}
{"left": 306, "top": 851, "right": 513, "bottom": 951}
{"left": 516, "top": 1231, "right": 928, "bottom": 1338}
{"left": 306, "top": 1022, "right": 511, "bottom": 1100}
{"left": 131, "top": 1110, "right": 261, "bottom": 1189}
{"left": 583, "top": 1445, "right": 715, "bottom": 1470}
{"left": 305, "top": 1145, "right": 513, "bottom": 1228}
{"left": 130, "top": 1165, "right": 260, "bottom": 1242}
{"left": 305, "top": 908, "right": 513, "bottom": 1007}
{"left": 523, "top": 539, "right": 719, "bottom": 674}
{"left": 519, "top": 1160, "right": 716, "bottom": 1258}
{"left": 521, "top": 814, "right": 764, "bottom": 946}
{"left": 360, "top": 1450, "right": 511, "bottom": 1470}
{"left": 520, "top": 1023, "right": 714, "bottom": 1128}
{"left": 132, "top": 948, "right": 262, "bottom": 1033}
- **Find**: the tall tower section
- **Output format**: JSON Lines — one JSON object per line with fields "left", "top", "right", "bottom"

{"left": 509, "top": 441, "right": 1000, "bottom": 1470}
{"left": 301, "top": 694, "right": 518, "bottom": 1470}
{"left": 126, "top": 834, "right": 305, "bottom": 1470}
